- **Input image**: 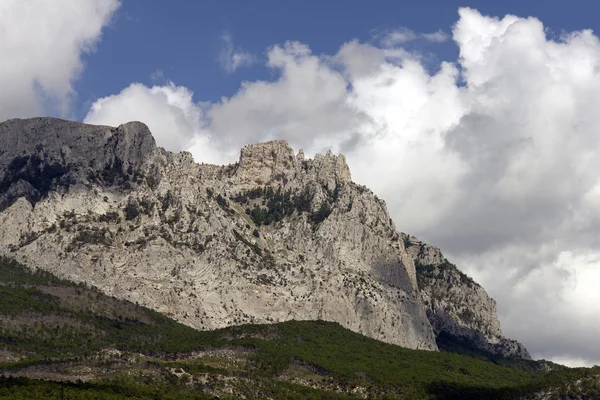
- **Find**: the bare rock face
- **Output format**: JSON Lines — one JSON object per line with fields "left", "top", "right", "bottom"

{"left": 403, "top": 234, "right": 531, "bottom": 359}
{"left": 0, "top": 117, "right": 437, "bottom": 351}
{"left": 0, "top": 118, "right": 156, "bottom": 212}
{"left": 233, "top": 140, "right": 300, "bottom": 188}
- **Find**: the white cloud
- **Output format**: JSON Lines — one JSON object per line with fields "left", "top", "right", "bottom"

{"left": 0, "top": 0, "right": 120, "bottom": 120}
{"left": 422, "top": 31, "right": 449, "bottom": 43}
{"left": 436, "top": 7, "right": 600, "bottom": 366}
{"left": 219, "top": 32, "right": 256, "bottom": 73}
{"left": 150, "top": 69, "right": 164, "bottom": 82}
{"left": 83, "top": 82, "right": 224, "bottom": 160}
{"left": 82, "top": 8, "right": 600, "bottom": 366}
{"left": 208, "top": 41, "right": 370, "bottom": 155}
{"left": 380, "top": 27, "right": 449, "bottom": 47}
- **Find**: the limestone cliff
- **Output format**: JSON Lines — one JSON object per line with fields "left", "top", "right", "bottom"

{"left": 403, "top": 234, "right": 531, "bottom": 359}
{"left": 0, "top": 117, "right": 436, "bottom": 351}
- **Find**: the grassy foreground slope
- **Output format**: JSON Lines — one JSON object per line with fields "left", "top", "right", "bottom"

{"left": 0, "top": 257, "right": 597, "bottom": 399}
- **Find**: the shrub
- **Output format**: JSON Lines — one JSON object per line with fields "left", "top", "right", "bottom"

{"left": 235, "top": 186, "right": 315, "bottom": 226}
{"left": 216, "top": 194, "right": 228, "bottom": 208}
{"left": 124, "top": 201, "right": 141, "bottom": 221}
{"left": 98, "top": 211, "right": 121, "bottom": 223}
{"left": 310, "top": 202, "right": 332, "bottom": 224}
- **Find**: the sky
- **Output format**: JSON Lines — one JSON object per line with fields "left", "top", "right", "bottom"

{"left": 3, "top": 0, "right": 600, "bottom": 367}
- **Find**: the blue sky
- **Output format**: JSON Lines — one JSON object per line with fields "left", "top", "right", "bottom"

{"left": 75, "top": 0, "right": 600, "bottom": 119}
{"left": 5, "top": 0, "right": 600, "bottom": 367}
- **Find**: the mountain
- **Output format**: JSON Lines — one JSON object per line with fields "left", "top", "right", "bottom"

{"left": 0, "top": 256, "right": 587, "bottom": 400}
{"left": 0, "top": 117, "right": 524, "bottom": 358}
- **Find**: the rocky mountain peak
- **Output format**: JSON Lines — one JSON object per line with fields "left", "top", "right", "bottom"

{"left": 0, "top": 118, "right": 157, "bottom": 212}
{"left": 108, "top": 121, "right": 157, "bottom": 162}
{"left": 234, "top": 140, "right": 299, "bottom": 188}
{"left": 310, "top": 150, "right": 352, "bottom": 192}
{"left": 233, "top": 140, "right": 351, "bottom": 192}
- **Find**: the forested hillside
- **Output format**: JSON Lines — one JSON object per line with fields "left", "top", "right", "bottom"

{"left": 1, "top": 257, "right": 598, "bottom": 399}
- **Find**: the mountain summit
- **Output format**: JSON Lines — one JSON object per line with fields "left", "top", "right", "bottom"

{"left": 0, "top": 117, "right": 527, "bottom": 358}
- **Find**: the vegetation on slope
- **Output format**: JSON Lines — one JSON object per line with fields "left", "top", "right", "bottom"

{"left": 230, "top": 186, "right": 331, "bottom": 226}
{"left": 436, "top": 331, "right": 565, "bottom": 375}
{"left": 0, "top": 257, "right": 598, "bottom": 399}
{"left": 0, "top": 257, "right": 217, "bottom": 359}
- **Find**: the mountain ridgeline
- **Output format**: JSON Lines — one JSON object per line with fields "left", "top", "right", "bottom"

{"left": 0, "top": 117, "right": 525, "bottom": 359}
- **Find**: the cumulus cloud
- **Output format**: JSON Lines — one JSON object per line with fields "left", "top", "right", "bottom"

{"left": 439, "top": 8, "right": 600, "bottom": 366}
{"left": 84, "top": 82, "right": 216, "bottom": 157}
{"left": 209, "top": 41, "right": 372, "bottom": 154}
{"left": 219, "top": 32, "right": 256, "bottom": 73}
{"left": 82, "top": 8, "right": 600, "bottom": 366}
{"left": 379, "top": 27, "right": 449, "bottom": 47}
{"left": 0, "top": 0, "right": 120, "bottom": 120}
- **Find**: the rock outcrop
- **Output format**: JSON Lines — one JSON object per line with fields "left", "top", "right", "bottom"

{"left": 0, "top": 117, "right": 436, "bottom": 351}
{"left": 403, "top": 234, "right": 531, "bottom": 359}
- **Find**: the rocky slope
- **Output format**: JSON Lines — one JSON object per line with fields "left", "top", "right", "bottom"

{"left": 0, "top": 117, "right": 527, "bottom": 357}
{"left": 403, "top": 234, "right": 531, "bottom": 359}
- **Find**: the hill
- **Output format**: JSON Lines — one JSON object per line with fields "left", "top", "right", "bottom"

{"left": 1, "top": 257, "right": 598, "bottom": 399}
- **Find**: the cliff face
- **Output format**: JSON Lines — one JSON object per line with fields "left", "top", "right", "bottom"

{"left": 403, "top": 234, "right": 531, "bottom": 359}
{"left": 0, "top": 117, "right": 436, "bottom": 351}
